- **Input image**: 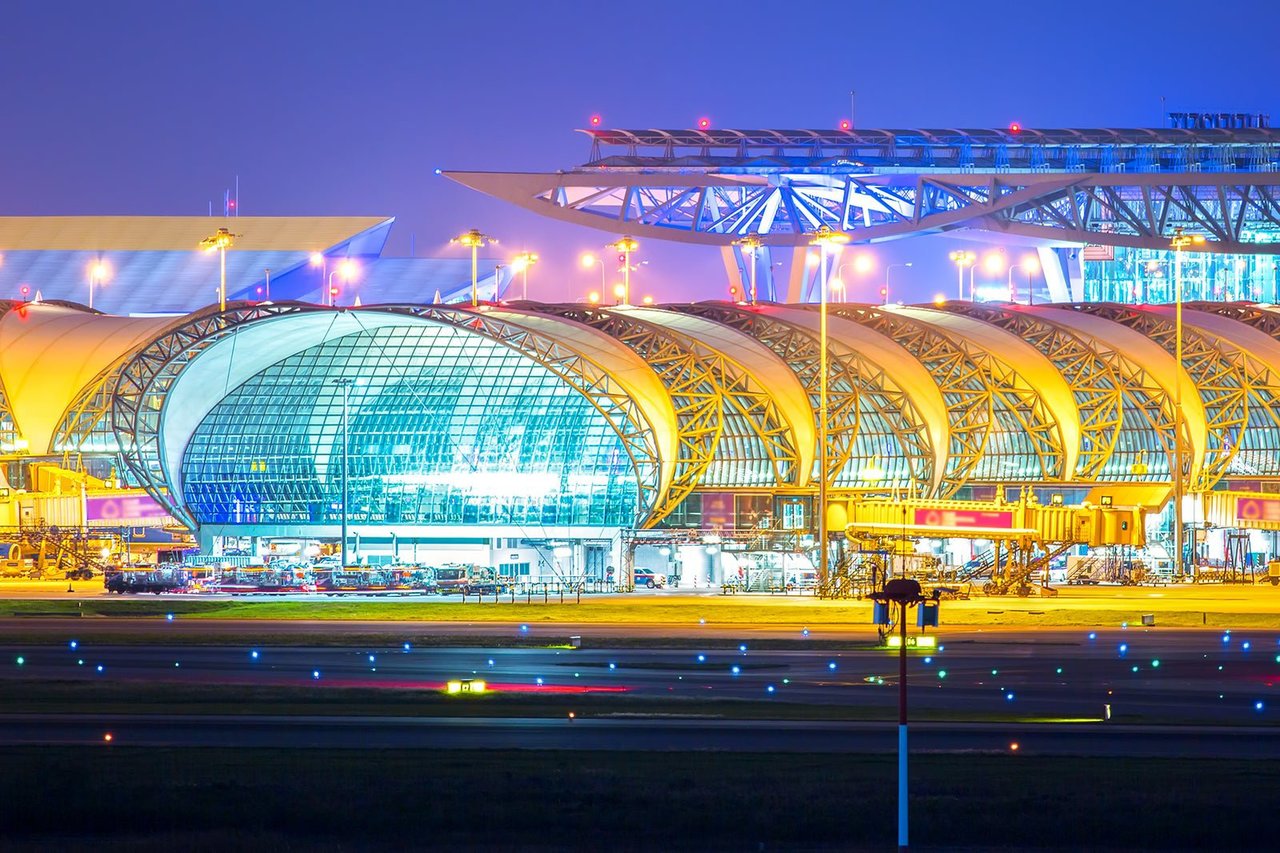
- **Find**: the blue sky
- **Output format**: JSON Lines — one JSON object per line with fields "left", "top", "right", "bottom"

{"left": 3, "top": 0, "right": 1277, "bottom": 302}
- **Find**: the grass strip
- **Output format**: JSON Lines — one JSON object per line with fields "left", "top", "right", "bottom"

{"left": 0, "top": 747, "right": 1273, "bottom": 851}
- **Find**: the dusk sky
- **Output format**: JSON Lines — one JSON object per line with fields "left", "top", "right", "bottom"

{"left": 3, "top": 0, "right": 1277, "bottom": 302}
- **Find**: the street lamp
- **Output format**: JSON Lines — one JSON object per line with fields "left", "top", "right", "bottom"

{"left": 869, "top": 578, "right": 941, "bottom": 853}
{"left": 330, "top": 378, "right": 354, "bottom": 570}
{"left": 809, "top": 225, "right": 850, "bottom": 591}
{"left": 327, "top": 259, "right": 358, "bottom": 307}
{"left": 510, "top": 252, "right": 539, "bottom": 301}
{"left": 87, "top": 260, "right": 110, "bottom": 311}
{"left": 885, "top": 262, "right": 913, "bottom": 306}
{"left": 948, "top": 250, "right": 975, "bottom": 300}
{"left": 607, "top": 236, "right": 639, "bottom": 304}
{"left": 732, "top": 235, "right": 763, "bottom": 305}
{"left": 1170, "top": 226, "right": 1205, "bottom": 578}
{"left": 581, "top": 253, "right": 607, "bottom": 296}
{"left": 1010, "top": 254, "right": 1041, "bottom": 304}
{"left": 199, "top": 227, "right": 239, "bottom": 312}
{"left": 451, "top": 228, "right": 497, "bottom": 308}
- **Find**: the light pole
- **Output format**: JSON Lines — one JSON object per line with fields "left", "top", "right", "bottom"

{"left": 451, "top": 228, "right": 497, "bottom": 308}
{"left": 948, "top": 250, "right": 975, "bottom": 300}
{"left": 87, "top": 261, "right": 110, "bottom": 311}
{"left": 581, "top": 253, "right": 607, "bottom": 297}
{"left": 331, "top": 378, "right": 353, "bottom": 569}
{"left": 870, "top": 579, "right": 940, "bottom": 853}
{"left": 327, "top": 259, "right": 358, "bottom": 307}
{"left": 608, "top": 236, "right": 639, "bottom": 305}
{"left": 510, "top": 252, "right": 538, "bottom": 300}
{"left": 1171, "top": 226, "right": 1205, "bottom": 578}
{"left": 199, "top": 227, "right": 239, "bottom": 312}
{"left": 1011, "top": 254, "right": 1041, "bottom": 304}
{"left": 885, "top": 262, "right": 913, "bottom": 306}
{"left": 809, "top": 225, "right": 849, "bottom": 590}
{"left": 732, "top": 235, "right": 763, "bottom": 305}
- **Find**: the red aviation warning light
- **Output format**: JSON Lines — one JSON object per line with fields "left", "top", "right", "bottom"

{"left": 839, "top": 119, "right": 852, "bottom": 131}
{"left": 1009, "top": 121, "right": 1022, "bottom": 134}
{"left": 697, "top": 117, "right": 711, "bottom": 130}
{"left": 589, "top": 114, "right": 602, "bottom": 127}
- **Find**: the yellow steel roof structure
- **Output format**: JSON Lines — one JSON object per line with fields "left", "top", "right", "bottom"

{"left": 0, "top": 304, "right": 172, "bottom": 454}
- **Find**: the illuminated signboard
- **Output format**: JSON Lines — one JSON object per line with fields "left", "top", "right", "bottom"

{"left": 85, "top": 494, "right": 172, "bottom": 524}
{"left": 912, "top": 508, "right": 1014, "bottom": 529}
{"left": 1235, "top": 496, "right": 1280, "bottom": 523}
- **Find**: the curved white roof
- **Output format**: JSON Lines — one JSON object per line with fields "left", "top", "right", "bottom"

{"left": 0, "top": 304, "right": 172, "bottom": 453}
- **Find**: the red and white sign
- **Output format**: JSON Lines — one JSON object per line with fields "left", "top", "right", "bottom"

{"left": 913, "top": 508, "right": 1014, "bottom": 529}
{"left": 1235, "top": 496, "right": 1280, "bottom": 523}
{"left": 86, "top": 494, "right": 172, "bottom": 525}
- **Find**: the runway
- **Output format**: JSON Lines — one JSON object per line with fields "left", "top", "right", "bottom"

{"left": 1, "top": 713, "right": 1276, "bottom": 757}
{"left": 2, "top": 628, "right": 1277, "bottom": 755}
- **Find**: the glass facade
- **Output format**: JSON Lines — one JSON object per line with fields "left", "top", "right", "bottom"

{"left": 181, "top": 325, "right": 641, "bottom": 527}
{"left": 1084, "top": 247, "right": 1280, "bottom": 305}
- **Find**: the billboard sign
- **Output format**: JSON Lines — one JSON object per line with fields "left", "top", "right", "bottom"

{"left": 85, "top": 494, "right": 173, "bottom": 526}
{"left": 1235, "top": 496, "right": 1280, "bottom": 523}
{"left": 913, "top": 508, "right": 1014, "bottom": 529}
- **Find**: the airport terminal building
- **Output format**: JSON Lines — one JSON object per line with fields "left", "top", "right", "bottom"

{"left": 5, "top": 216, "right": 1280, "bottom": 583}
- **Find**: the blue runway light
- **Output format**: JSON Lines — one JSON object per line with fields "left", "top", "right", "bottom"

{"left": 77, "top": 659, "right": 83, "bottom": 665}
{"left": 739, "top": 644, "right": 747, "bottom": 652}
{"left": 938, "top": 670, "right": 947, "bottom": 679}
{"left": 1056, "top": 667, "right": 1063, "bottom": 675}
{"left": 166, "top": 613, "right": 174, "bottom": 622}
{"left": 1256, "top": 701, "right": 1265, "bottom": 711}
{"left": 520, "top": 625, "right": 528, "bottom": 632}
{"left": 1005, "top": 692, "right": 1014, "bottom": 701}
{"left": 731, "top": 666, "right": 740, "bottom": 675}
{"left": 1088, "top": 632, "right": 1096, "bottom": 640}
{"left": 69, "top": 641, "right": 78, "bottom": 650}
{"left": 1223, "top": 634, "right": 1231, "bottom": 643}
{"left": 991, "top": 669, "right": 999, "bottom": 675}
{"left": 312, "top": 670, "right": 320, "bottom": 679}
{"left": 697, "top": 654, "right": 706, "bottom": 663}
{"left": 1151, "top": 659, "right": 1160, "bottom": 668}
{"left": 250, "top": 650, "right": 259, "bottom": 660}
{"left": 487, "top": 659, "right": 495, "bottom": 666}
{"left": 15, "top": 656, "right": 23, "bottom": 666}
{"left": 827, "top": 661, "right": 837, "bottom": 671}
{"left": 608, "top": 662, "right": 616, "bottom": 670}
{"left": 1119, "top": 644, "right": 1128, "bottom": 654}
{"left": 924, "top": 657, "right": 932, "bottom": 664}
{"left": 96, "top": 665, "right": 104, "bottom": 673}
{"left": 368, "top": 654, "right": 375, "bottom": 663}
{"left": 174, "top": 662, "right": 180, "bottom": 667}
{"left": 766, "top": 685, "right": 775, "bottom": 693}
{"left": 536, "top": 678, "right": 544, "bottom": 686}
{"left": 1132, "top": 665, "right": 1139, "bottom": 672}
{"left": 1243, "top": 642, "right": 1251, "bottom": 651}
{"left": 403, "top": 643, "right": 411, "bottom": 651}
{"left": 802, "top": 628, "right": 810, "bottom": 637}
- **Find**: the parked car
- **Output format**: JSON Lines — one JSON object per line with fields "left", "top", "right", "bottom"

{"left": 634, "top": 567, "right": 665, "bottom": 589}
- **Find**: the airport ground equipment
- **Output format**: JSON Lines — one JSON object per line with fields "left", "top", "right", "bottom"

{"left": 835, "top": 491, "right": 1147, "bottom": 596}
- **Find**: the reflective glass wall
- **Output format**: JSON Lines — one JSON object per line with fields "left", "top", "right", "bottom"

{"left": 182, "top": 325, "right": 641, "bottom": 527}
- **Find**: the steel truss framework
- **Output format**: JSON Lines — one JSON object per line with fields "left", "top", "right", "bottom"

{"left": 447, "top": 128, "right": 1280, "bottom": 253}
{"left": 103, "top": 303, "right": 665, "bottom": 529}
{"left": 825, "top": 305, "right": 1065, "bottom": 494}
{"left": 1068, "top": 304, "right": 1280, "bottom": 487}
{"left": 940, "top": 303, "right": 1180, "bottom": 482}
{"left": 524, "top": 305, "right": 800, "bottom": 522}
{"left": 674, "top": 302, "right": 934, "bottom": 494}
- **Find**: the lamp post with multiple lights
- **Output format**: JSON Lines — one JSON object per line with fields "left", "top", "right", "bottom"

{"left": 809, "top": 225, "right": 850, "bottom": 590}
{"left": 1170, "top": 225, "right": 1205, "bottom": 577}
{"left": 451, "top": 229, "right": 497, "bottom": 308}
{"left": 732, "top": 235, "right": 763, "bottom": 305}
{"left": 607, "top": 236, "right": 640, "bottom": 305}
{"left": 199, "top": 227, "right": 239, "bottom": 312}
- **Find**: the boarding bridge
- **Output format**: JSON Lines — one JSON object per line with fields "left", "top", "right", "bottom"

{"left": 832, "top": 493, "right": 1146, "bottom": 596}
